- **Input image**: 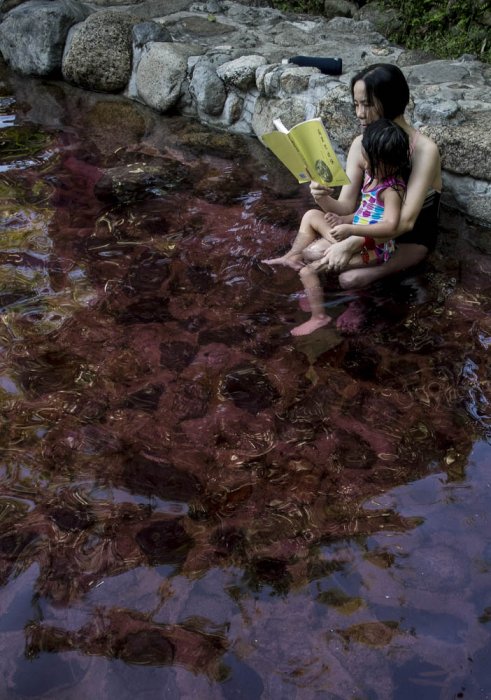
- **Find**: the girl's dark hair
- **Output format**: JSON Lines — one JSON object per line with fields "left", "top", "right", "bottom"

{"left": 362, "top": 118, "right": 411, "bottom": 186}
{"left": 351, "top": 63, "right": 410, "bottom": 120}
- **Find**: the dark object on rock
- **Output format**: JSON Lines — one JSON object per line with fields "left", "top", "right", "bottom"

{"left": 283, "top": 55, "right": 342, "bottom": 75}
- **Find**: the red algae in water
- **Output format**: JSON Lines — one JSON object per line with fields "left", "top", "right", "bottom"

{"left": 0, "top": 63, "right": 491, "bottom": 698}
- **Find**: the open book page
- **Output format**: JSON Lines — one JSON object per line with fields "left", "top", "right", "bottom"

{"left": 289, "top": 119, "right": 350, "bottom": 186}
{"left": 261, "top": 118, "right": 350, "bottom": 187}
{"left": 261, "top": 130, "right": 311, "bottom": 183}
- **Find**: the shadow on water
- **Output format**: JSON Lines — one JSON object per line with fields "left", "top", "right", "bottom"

{"left": 1, "top": 60, "right": 491, "bottom": 699}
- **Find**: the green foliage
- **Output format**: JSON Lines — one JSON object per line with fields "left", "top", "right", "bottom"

{"left": 265, "top": 0, "right": 490, "bottom": 63}
{"left": 381, "top": 0, "right": 490, "bottom": 63}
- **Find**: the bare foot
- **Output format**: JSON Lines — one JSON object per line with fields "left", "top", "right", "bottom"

{"left": 262, "top": 254, "right": 304, "bottom": 270}
{"left": 335, "top": 301, "right": 366, "bottom": 333}
{"left": 291, "top": 315, "right": 332, "bottom": 336}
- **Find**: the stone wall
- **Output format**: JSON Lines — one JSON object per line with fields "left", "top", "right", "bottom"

{"left": 0, "top": 0, "right": 490, "bottom": 225}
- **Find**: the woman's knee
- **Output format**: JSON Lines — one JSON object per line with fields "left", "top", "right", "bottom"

{"left": 338, "top": 268, "right": 369, "bottom": 289}
{"left": 338, "top": 244, "right": 430, "bottom": 289}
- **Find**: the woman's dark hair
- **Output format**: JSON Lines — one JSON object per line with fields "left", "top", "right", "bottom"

{"left": 351, "top": 63, "right": 410, "bottom": 120}
{"left": 362, "top": 118, "right": 411, "bottom": 186}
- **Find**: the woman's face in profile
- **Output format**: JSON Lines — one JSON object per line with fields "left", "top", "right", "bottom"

{"left": 353, "top": 80, "right": 382, "bottom": 130}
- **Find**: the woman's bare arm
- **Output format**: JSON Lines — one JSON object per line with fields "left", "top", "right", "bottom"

{"left": 396, "top": 136, "right": 441, "bottom": 235}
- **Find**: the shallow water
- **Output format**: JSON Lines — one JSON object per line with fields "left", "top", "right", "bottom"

{"left": 1, "top": 61, "right": 491, "bottom": 699}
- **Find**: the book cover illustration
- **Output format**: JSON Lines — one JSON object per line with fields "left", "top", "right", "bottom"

{"left": 261, "top": 117, "right": 350, "bottom": 187}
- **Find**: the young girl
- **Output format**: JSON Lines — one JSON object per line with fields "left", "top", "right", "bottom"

{"left": 289, "top": 118, "right": 411, "bottom": 336}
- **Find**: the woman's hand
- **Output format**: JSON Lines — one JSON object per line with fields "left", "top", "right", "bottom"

{"left": 322, "top": 239, "right": 360, "bottom": 271}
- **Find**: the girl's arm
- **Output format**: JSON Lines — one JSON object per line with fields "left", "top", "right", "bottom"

{"left": 330, "top": 188, "right": 402, "bottom": 242}
{"left": 310, "top": 135, "right": 364, "bottom": 216}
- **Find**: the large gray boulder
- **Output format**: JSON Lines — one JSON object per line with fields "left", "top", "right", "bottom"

{"left": 422, "top": 122, "right": 491, "bottom": 182}
{"left": 216, "top": 54, "right": 267, "bottom": 90}
{"left": 125, "top": 20, "right": 173, "bottom": 98}
{"left": 62, "top": 10, "right": 138, "bottom": 92}
{"left": 251, "top": 94, "right": 307, "bottom": 141}
{"left": 190, "top": 59, "right": 227, "bottom": 116}
{"left": 442, "top": 172, "right": 491, "bottom": 227}
{"left": 0, "top": 0, "right": 89, "bottom": 76}
{"left": 136, "top": 41, "right": 202, "bottom": 113}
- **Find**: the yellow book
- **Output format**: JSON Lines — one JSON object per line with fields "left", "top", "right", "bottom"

{"left": 261, "top": 117, "right": 350, "bottom": 187}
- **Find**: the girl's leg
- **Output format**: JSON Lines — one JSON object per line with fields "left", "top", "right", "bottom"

{"left": 263, "top": 209, "right": 333, "bottom": 269}
{"left": 291, "top": 264, "right": 332, "bottom": 336}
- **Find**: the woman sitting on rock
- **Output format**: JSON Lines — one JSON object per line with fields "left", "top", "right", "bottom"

{"left": 264, "top": 63, "right": 442, "bottom": 300}
{"left": 312, "top": 62, "right": 442, "bottom": 290}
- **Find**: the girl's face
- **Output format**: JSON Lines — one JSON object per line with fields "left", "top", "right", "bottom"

{"left": 353, "top": 80, "right": 383, "bottom": 130}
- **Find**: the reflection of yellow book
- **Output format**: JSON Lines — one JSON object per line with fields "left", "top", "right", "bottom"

{"left": 261, "top": 117, "right": 350, "bottom": 187}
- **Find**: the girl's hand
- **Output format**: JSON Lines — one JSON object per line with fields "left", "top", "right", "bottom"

{"left": 330, "top": 224, "right": 352, "bottom": 242}
{"left": 310, "top": 181, "right": 334, "bottom": 202}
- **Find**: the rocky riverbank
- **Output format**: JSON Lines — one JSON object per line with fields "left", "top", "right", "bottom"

{"left": 0, "top": 0, "right": 490, "bottom": 226}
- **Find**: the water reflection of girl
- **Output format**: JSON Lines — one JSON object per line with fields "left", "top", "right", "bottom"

{"left": 312, "top": 63, "right": 442, "bottom": 289}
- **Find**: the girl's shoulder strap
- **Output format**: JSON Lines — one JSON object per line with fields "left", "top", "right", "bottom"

{"left": 377, "top": 175, "right": 406, "bottom": 193}
{"left": 362, "top": 173, "right": 406, "bottom": 195}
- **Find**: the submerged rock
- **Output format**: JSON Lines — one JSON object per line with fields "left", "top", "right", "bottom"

{"left": 136, "top": 518, "right": 194, "bottom": 564}
{"left": 94, "top": 159, "right": 192, "bottom": 202}
{"left": 220, "top": 363, "right": 279, "bottom": 414}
